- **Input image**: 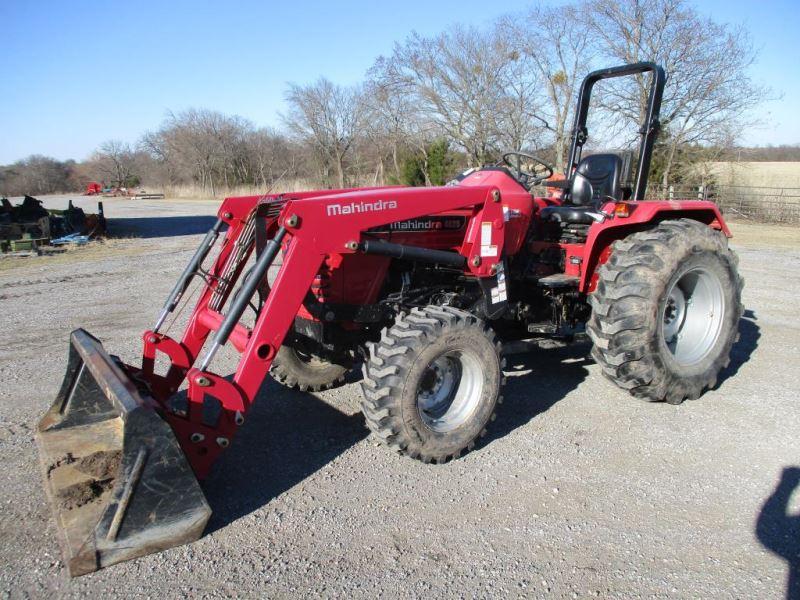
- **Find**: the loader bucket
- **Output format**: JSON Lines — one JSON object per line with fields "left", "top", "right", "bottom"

{"left": 36, "top": 329, "right": 211, "bottom": 576}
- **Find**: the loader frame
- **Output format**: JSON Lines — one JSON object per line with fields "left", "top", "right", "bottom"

{"left": 138, "top": 186, "right": 507, "bottom": 477}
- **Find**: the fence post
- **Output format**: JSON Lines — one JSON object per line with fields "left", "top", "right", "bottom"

{"left": 669, "top": 185, "right": 674, "bottom": 200}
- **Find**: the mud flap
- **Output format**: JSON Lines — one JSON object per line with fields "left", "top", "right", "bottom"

{"left": 36, "top": 329, "right": 211, "bottom": 576}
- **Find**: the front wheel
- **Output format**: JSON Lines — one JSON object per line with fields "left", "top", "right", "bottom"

{"left": 588, "top": 219, "right": 744, "bottom": 404}
{"left": 361, "top": 306, "right": 504, "bottom": 463}
{"left": 270, "top": 346, "right": 349, "bottom": 392}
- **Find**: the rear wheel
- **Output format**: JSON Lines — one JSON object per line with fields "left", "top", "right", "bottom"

{"left": 361, "top": 306, "right": 504, "bottom": 463}
{"left": 270, "top": 346, "right": 349, "bottom": 392}
{"left": 588, "top": 219, "right": 744, "bottom": 404}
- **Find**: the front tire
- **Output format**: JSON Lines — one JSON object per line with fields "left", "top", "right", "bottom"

{"left": 270, "top": 346, "right": 349, "bottom": 392}
{"left": 361, "top": 306, "right": 504, "bottom": 463}
{"left": 588, "top": 219, "right": 744, "bottom": 404}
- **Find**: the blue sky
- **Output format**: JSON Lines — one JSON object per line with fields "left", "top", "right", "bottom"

{"left": 1, "top": 0, "right": 797, "bottom": 164}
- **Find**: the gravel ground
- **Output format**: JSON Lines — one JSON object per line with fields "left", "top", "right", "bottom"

{"left": 0, "top": 196, "right": 798, "bottom": 598}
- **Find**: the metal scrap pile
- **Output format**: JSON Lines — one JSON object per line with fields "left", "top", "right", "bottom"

{"left": 0, "top": 195, "right": 106, "bottom": 253}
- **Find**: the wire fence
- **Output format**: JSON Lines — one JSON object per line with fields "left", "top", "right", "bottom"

{"left": 645, "top": 185, "right": 800, "bottom": 225}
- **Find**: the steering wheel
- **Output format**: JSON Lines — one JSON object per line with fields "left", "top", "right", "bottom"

{"left": 501, "top": 151, "right": 554, "bottom": 190}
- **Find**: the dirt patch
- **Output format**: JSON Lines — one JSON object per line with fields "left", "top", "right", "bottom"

{"left": 57, "top": 477, "right": 115, "bottom": 510}
{"left": 50, "top": 450, "right": 122, "bottom": 510}
{"left": 46, "top": 453, "right": 76, "bottom": 478}
{"left": 74, "top": 450, "right": 122, "bottom": 479}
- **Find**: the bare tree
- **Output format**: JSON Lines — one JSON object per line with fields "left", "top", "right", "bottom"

{"left": 365, "top": 63, "right": 446, "bottom": 184}
{"left": 247, "top": 127, "right": 297, "bottom": 189}
{"left": 89, "top": 140, "right": 140, "bottom": 188}
{"left": 283, "top": 78, "right": 366, "bottom": 188}
{"left": 490, "top": 41, "right": 549, "bottom": 157}
{"left": 374, "top": 26, "right": 539, "bottom": 167}
{"left": 3, "top": 0, "right": 770, "bottom": 199}
{"left": 0, "top": 155, "right": 73, "bottom": 196}
{"left": 587, "top": 0, "right": 766, "bottom": 186}
{"left": 140, "top": 109, "right": 255, "bottom": 194}
{"left": 500, "top": 3, "right": 594, "bottom": 170}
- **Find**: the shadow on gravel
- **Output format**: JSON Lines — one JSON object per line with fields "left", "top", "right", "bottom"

{"left": 197, "top": 313, "right": 757, "bottom": 532}
{"left": 757, "top": 466, "right": 800, "bottom": 600}
{"left": 717, "top": 309, "right": 760, "bottom": 388}
{"left": 483, "top": 342, "right": 591, "bottom": 449}
{"left": 203, "top": 379, "right": 367, "bottom": 533}
{"left": 204, "top": 345, "right": 591, "bottom": 531}
{"left": 107, "top": 215, "right": 218, "bottom": 238}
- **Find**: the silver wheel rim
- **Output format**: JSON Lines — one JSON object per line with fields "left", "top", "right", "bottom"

{"left": 662, "top": 266, "right": 725, "bottom": 366}
{"left": 416, "top": 350, "right": 484, "bottom": 432}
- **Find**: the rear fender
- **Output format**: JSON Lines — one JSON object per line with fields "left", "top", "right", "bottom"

{"left": 579, "top": 200, "right": 730, "bottom": 293}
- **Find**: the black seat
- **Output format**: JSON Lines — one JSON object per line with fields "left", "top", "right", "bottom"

{"left": 570, "top": 153, "right": 623, "bottom": 206}
{"left": 540, "top": 153, "right": 623, "bottom": 225}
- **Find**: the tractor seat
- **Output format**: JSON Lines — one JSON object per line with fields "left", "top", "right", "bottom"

{"left": 540, "top": 153, "right": 623, "bottom": 225}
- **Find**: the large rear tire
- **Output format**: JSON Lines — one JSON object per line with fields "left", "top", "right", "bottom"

{"left": 587, "top": 219, "right": 744, "bottom": 404}
{"left": 361, "top": 306, "right": 504, "bottom": 463}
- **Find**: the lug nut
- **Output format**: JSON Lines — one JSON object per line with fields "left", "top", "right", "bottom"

{"left": 471, "top": 256, "right": 481, "bottom": 267}
{"left": 345, "top": 240, "right": 358, "bottom": 251}
{"left": 190, "top": 433, "right": 205, "bottom": 443}
{"left": 286, "top": 214, "right": 299, "bottom": 227}
{"left": 216, "top": 437, "right": 230, "bottom": 448}
{"left": 196, "top": 376, "right": 211, "bottom": 387}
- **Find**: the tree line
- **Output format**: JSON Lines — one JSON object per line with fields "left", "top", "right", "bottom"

{"left": 0, "top": 0, "right": 777, "bottom": 198}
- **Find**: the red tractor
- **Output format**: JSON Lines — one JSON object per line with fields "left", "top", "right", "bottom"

{"left": 85, "top": 181, "right": 102, "bottom": 195}
{"left": 37, "top": 63, "right": 743, "bottom": 575}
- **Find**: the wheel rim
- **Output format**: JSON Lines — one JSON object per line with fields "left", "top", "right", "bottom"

{"left": 661, "top": 266, "right": 726, "bottom": 366}
{"left": 416, "top": 350, "right": 484, "bottom": 433}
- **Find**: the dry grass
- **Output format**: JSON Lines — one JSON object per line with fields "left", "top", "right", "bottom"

{"left": 161, "top": 179, "right": 324, "bottom": 200}
{"left": 707, "top": 162, "right": 800, "bottom": 188}
{"left": 0, "top": 237, "right": 148, "bottom": 274}
{"left": 727, "top": 220, "right": 800, "bottom": 249}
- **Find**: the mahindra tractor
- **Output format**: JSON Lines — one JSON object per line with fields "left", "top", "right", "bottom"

{"left": 37, "top": 63, "right": 744, "bottom": 575}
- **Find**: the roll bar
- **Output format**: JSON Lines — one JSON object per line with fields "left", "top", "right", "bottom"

{"left": 565, "top": 62, "right": 666, "bottom": 201}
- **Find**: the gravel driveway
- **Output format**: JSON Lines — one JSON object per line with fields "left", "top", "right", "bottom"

{"left": 0, "top": 196, "right": 798, "bottom": 598}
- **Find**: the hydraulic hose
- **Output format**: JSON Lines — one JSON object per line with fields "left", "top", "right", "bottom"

{"left": 199, "top": 226, "right": 287, "bottom": 370}
{"left": 153, "top": 218, "right": 224, "bottom": 332}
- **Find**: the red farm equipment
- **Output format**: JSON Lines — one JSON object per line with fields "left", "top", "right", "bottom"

{"left": 85, "top": 182, "right": 102, "bottom": 196}
{"left": 37, "top": 63, "right": 743, "bottom": 575}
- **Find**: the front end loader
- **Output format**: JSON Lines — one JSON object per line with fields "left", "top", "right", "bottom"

{"left": 38, "top": 185, "right": 508, "bottom": 575}
{"left": 37, "top": 62, "right": 744, "bottom": 575}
